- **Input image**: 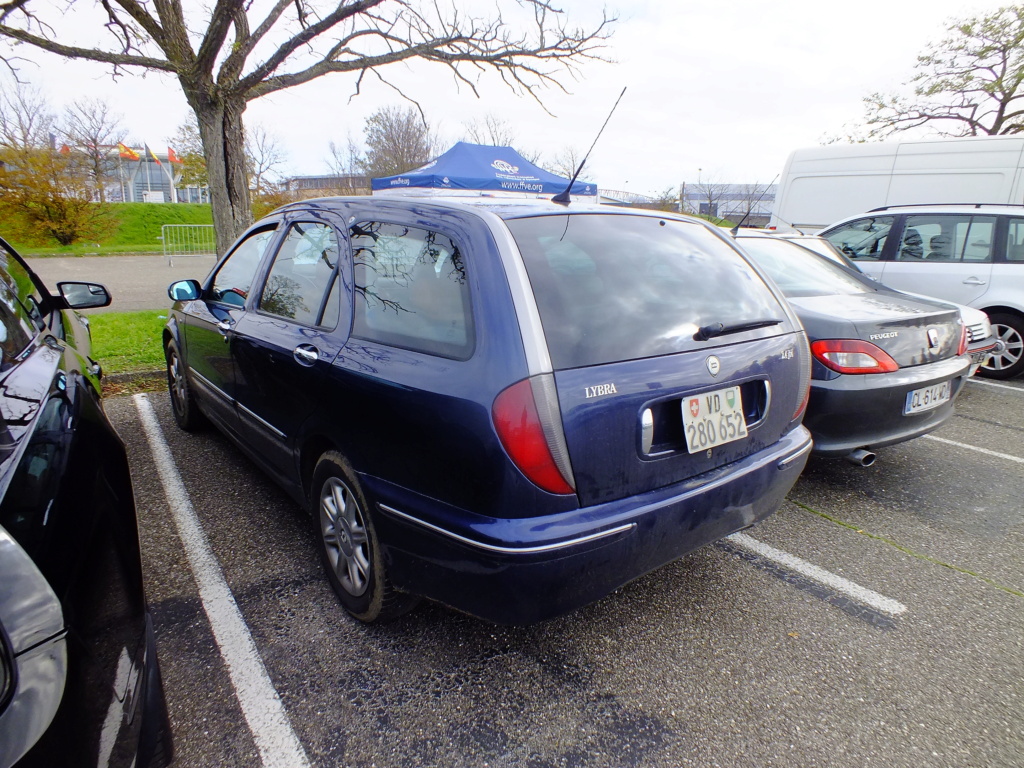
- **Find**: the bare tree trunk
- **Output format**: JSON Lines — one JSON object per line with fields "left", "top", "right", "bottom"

{"left": 188, "top": 91, "right": 252, "bottom": 255}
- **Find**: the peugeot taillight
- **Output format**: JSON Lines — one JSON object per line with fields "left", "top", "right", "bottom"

{"left": 811, "top": 339, "right": 899, "bottom": 374}
{"left": 957, "top": 324, "right": 968, "bottom": 356}
{"left": 492, "top": 375, "right": 576, "bottom": 495}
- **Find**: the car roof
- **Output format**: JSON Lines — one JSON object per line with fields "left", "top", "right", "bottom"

{"left": 270, "top": 195, "right": 696, "bottom": 223}
{"left": 828, "top": 203, "right": 1024, "bottom": 225}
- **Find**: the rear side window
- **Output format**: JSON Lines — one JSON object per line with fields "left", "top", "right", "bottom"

{"left": 897, "top": 215, "right": 995, "bottom": 262}
{"left": 505, "top": 214, "right": 784, "bottom": 369}
{"left": 822, "top": 216, "right": 894, "bottom": 261}
{"left": 1005, "top": 218, "right": 1024, "bottom": 262}
{"left": 258, "top": 222, "right": 340, "bottom": 328}
{"left": 350, "top": 222, "right": 473, "bottom": 359}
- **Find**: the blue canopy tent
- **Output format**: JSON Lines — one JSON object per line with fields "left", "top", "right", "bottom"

{"left": 372, "top": 142, "right": 598, "bottom": 198}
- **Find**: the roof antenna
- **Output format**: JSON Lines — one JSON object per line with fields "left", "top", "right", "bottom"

{"left": 552, "top": 86, "right": 627, "bottom": 206}
{"left": 730, "top": 175, "right": 779, "bottom": 235}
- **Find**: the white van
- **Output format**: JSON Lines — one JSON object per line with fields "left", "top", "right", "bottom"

{"left": 770, "top": 136, "right": 1024, "bottom": 232}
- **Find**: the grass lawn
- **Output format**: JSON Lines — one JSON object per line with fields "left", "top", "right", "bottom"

{"left": 89, "top": 309, "right": 167, "bottom": 375}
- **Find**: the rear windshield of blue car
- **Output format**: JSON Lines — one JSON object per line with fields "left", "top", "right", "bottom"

{"left": 505, "top": 214, "right": 785, "bottom": 369}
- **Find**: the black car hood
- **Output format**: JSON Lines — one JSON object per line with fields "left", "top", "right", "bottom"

{"left": 788, "top": 291, "right": 962, "bottom": 367}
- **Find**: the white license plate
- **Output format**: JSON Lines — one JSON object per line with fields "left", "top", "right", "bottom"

{"left": 904, "top": 380, "right": 952, "bottom": 414}
{"left": 683, "top": 386, "right": 748, "bottom": 453}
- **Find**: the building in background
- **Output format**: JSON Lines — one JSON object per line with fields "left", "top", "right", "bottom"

{"left": 681, "top": 183, "right": 777, "bottom": 227}
{"left": 113, "top": 145, "right": 186, "bottom": 203}
{"left": 284, "top": 173, "right": 371, "bottom": 198}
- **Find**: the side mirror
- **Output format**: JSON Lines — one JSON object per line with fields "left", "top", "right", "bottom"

{"left": 168, "top": 280, "right": 202, "bottom": 302}
{"left": 57, "top": 282, "right": 111, "bottom": 310}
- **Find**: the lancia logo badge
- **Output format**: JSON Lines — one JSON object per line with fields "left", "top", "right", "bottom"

{"left": 706, "top": 356, "right": 721, "bottom": 376}
{"left": 927, "top": 328, "right": 940, "bottom": 349}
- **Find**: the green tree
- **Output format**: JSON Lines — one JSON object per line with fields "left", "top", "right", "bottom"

{"left": 1, "top": 1, "right": 612, "bottom": 255}
{"left": 865, "top": 5, "right": 1024, "bottom": 137}
{"left": 169, "top": 117, "right": 208, "bottom": 189}
{"left": 0, "top": 83, "right": 110, "bottom": 245}
{"left": 0, "top": 149, "right": 111, "bottom": 245}
{"left": 359, "top": 106, "right": 437, "bottom": 179}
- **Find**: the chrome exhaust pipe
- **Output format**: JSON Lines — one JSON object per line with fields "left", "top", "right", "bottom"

{"left": 844, "top": 448, "right": 876, "bottom": 467}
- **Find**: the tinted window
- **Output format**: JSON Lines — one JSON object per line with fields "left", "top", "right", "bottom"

{"left": 823, "top": 216, "right": 894, "bottom": 261}
{"left": 897, "top": 215, "right": 995, "bottom": 262}
{"left": 210, "top": 227, "right": 277, "bottom": 307}
{"left": 0, "top": 247, "right": 42, "bottom": 361}
{"left": 1007, "top": 218, "right": 1024, "bottom": 262}
{"left": 259, "top": 222, "right": 340, "bottom": 328}
{"left": 351, "top": 222, "right": 473, "bottom": 359}
{"left": 505, "top": 214, "right": 783, "bottom": 369}
{"left": 738, "top": 237, "right": 872, "bottom": 297}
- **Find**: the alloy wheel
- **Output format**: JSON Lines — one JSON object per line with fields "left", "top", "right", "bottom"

{"left": 168, "top": 350, "right": 187, "bottom": 413}
{"left": 981, "top": 322, "right": 1024, "bottom": 375}
{"left": 319, "top": 477, "right": 371, "bottom": 597}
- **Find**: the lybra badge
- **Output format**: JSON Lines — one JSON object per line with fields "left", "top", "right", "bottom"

{"left": 706, "top": 355, "right": 721, "bottom": 376}
{"left": 927, "top": 328, "right": 940, "bottom": 349}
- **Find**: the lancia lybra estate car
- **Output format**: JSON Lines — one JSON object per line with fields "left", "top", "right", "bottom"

{"left": 165, "top": 197, "right": 813, "bottom": 625}
{"left": 819, "top": 204, "right": 1024, "bottom": 379}
{"left": 734, "top": 232, "right": 971, "bottom": 464}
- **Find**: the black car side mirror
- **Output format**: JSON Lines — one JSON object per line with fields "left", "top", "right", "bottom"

{"left": 57, "top": 282, "right": 112, "bottom": 310}
{"left": 168, "top": 280, "right": 202, "bottom": 302}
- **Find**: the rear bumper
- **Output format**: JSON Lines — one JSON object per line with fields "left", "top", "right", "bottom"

{"left": 371, "top": 425, "right": 812, "bottom": 624}
{"left": 804, "top": 356, "right": 970, "bottom": 456}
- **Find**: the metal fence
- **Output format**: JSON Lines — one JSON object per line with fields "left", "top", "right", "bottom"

{"left": 162, "top": 224, "right": 216, "bottom": 266}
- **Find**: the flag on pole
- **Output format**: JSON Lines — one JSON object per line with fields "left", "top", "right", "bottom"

{"left": 146, "top": 145, "right": 163, "bottom": 166}
{"left": 167, "top": 147, "right": 183, "bottom": 164}
{"left": 117, "top": 142, "right": 140, "bottom": 160}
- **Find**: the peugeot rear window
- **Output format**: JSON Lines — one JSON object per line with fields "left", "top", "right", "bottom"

{"left": 505, "top": 214, "right": 784, "bottom": 369}
{"left": 737, "top": 237, "right": 873, "bottom": 297}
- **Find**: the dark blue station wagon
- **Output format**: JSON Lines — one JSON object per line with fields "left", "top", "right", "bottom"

{"left": 165, "top": 197, "right": 814, "bottom": 624}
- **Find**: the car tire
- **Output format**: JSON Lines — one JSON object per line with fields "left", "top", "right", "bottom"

{"left": 311, "top": 452, "right": 419, "bottom": 623}
{"left": 979, "top": 312, "right": 1024, "bottom": 379}
{"left": 165, "top": 340, "right": 206, "bottom": 431}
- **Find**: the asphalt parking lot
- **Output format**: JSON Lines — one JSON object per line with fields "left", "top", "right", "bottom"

{"left": 105, "top": 376, "right": 1024, "bottom": 768}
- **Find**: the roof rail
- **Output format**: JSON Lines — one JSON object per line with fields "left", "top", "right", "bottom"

{"left": 866, "top": 202, "right": 1024, "bottom": 213}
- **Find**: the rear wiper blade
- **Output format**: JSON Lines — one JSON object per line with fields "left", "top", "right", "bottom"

{"left": 694, "top": 318, "right": 783, "bottom": 341}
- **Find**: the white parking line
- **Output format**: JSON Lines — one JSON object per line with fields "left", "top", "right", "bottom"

{"left": 968, "top": 378, "right": 1024, "bottom": 393}
{"left": 923, "top": 434, "right": 1024, "bottom": 464}
{"left": 726, "top": 532, "right": 907, "bottom": 616}
{"left": 134, "top": 394, "right": 311, "bottom": 768}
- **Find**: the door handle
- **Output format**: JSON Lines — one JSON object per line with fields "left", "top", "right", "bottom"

{"left": 217, "top": 319, "right": 234, "bottom": 333}
{"left": 293, "top": 345, "right": 319, "bottom": 366}
{"left": 962, "top": 277, "right": 987, "bottom": 286}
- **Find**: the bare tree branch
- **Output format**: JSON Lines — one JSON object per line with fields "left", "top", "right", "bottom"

{"left": 0, "top": 0, "right": 614, "bottom": 252}
{"left": 864, "top": 6, "right": 1024, "bottom": 138}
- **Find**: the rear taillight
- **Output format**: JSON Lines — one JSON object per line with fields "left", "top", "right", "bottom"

{"left": 957, "top": 324, "right": 968, "bottom": 356}
{"left": 492, "top": 375, "right": 576, "bottom": 495}
{"left": 811, "top": 339, "right": 899, "bottom": 374}
{"left": 793, "top": 332, "right": 812, "bottom": 421}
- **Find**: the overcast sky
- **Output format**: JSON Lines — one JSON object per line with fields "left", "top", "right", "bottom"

{"left": 3, "top": 0, "right": 1012, "bottom": 196}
